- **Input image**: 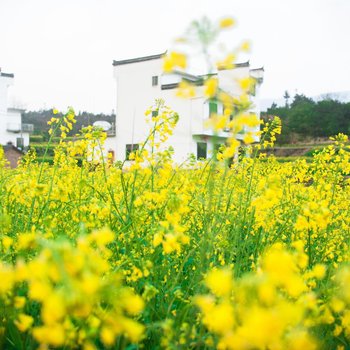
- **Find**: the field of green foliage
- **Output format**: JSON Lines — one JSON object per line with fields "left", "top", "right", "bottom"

{"left": 1, "top": 17, "right": 350, "bottom": 350}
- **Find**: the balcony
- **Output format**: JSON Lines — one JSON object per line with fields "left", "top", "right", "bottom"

{"left": 192, "top": 129, "right": 231, "bottom": 140}
{"left": 6, "top": 123, "right": 34, "bottom": 133}
{"left": 192, "top": 118, "right": 231, "bottom": 139}
{"left": 22, "top": 123, "right": 34, "bottom": 132}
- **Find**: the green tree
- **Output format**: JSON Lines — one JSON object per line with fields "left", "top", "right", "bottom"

{"left": 283, "top": 90, "right": 290, "bottom": 108}
{"left": 288, "top": 94, "right": 316, "bottom": 136}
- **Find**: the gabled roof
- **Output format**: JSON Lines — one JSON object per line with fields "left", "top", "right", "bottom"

{"left": 113, "top": 52, "right": 166, "bottom": 66}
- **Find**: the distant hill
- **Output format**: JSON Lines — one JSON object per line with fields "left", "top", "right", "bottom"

{"left": 261, "top": 91, "right": 350, "bottom": 112}
{"left": 261, "top": 93, "right": 350, "bottom": 144}
{"left": 22, "top": 110, "right": 116, "bottom": 138}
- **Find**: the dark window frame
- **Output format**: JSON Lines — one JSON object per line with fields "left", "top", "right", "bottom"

{"left": 125, "top": 144, "right": 139, "bottom": 159}
{"left": 16, "top": 137, "right": 24, "bottom": 149}
{"left": 197, "top": 142, "right": 207, "bottom": 160}
{"left": 152, "top": 76, "right": 158, "bottom": 86}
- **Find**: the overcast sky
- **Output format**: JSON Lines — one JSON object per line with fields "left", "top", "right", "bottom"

{"left": 1, "top": 0, "right": 349, "bottom": 113}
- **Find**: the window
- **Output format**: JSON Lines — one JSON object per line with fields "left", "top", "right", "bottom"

{"left": 125, "top": 144, "right": 139, "bottom": 159}
{"left": 197, "top": 142, "right": 207, "bottom": 159}
{"left": 209, "top": 101, "right": 217, "bottom": 116}
{"left": 16, "top": 137, "right": 24, "bottom": 149}
{"left": 152, "top": 76, "right": 158, "bottom": 86}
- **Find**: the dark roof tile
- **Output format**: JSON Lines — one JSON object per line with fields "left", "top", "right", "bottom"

{"left": 113, "top": 52, "right": 166, "bottom": 66}
{"left": 0, "top": 72, "right": 14, "bottom": 78}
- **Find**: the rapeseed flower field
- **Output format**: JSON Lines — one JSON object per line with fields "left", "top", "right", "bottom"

{"left": 1, "top": 17, "right": 350, "bottom": 350}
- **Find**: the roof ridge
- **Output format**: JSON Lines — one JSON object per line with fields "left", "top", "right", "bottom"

{"left": 0, "top": 72, "right": 14, "bottom": 78}
{"left": 250, "top": 67, "right": 264, "bottom": 71}
{"left": 113, "top": 52, "right": 166, "bottom": 66}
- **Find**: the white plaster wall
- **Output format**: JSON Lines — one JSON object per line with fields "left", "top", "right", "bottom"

{"left": 0, "top": 76, "right": 13, "bottom": 113}
{"left": 160, "top": 89, "right": 205, "bottom": 162}
{"left": 249, "top": 69, "right": 264, "bottom": 141}
{"left": 114, "top": 59, "right": 163, "bottom": 161}
{"left": 218, "top": 66, "right": 250, "bottom": 97}
{"left": 0, "top": 111, "right": 29, "bottom": 147}
{"left": 0, "top": 112, "right": 13, "bottom": 144}
{"left": 0, "top": 75, "right": 29, "bottom": 148}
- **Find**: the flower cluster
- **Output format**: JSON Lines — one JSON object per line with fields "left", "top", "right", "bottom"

{"left": 195, "top": 243, "right": 326, "bottom": 349}
{"left": 0, "top": 14, "right": 350, "bottom": 350}
{"left": 1, "top": 229, "right": 144, "bottom": 349}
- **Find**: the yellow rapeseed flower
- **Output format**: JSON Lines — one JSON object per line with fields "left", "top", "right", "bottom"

{"left": 204, "top": 77, "right": 218, "bottom": 98}
{"left": 33, "top": 324, "right": 66, "bottom": 347}
{"left": 219, "top": 17, "right": 235, "bottom": 29}
{"left": 176, "top": 81, "right": 196, "bottom": 98}
{"left": 216, "top": 53, "right": 236, "bottom": 70}
{"left": 14, "top": 314, "right": 34, "bottom": 332}
{"left": 163, "top": 51, "right": 187, "bottom": 72}
{"left": 14, "top": 296, "right": 26, "bottom": 309}
{"left": 243, "top": 132, "right": 255, "bottom": 144}
{"left": 240, "top": 40, "right": 251, "bottom": 52}
{"left": 205, "top": 268, "right": 233, "bottom": 297}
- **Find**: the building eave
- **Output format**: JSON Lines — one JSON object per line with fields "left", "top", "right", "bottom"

{"left": 161, "top": 83, "right": 179, "bottom": 90}
{"left": 113, "top": 52, "right": 166, "bottom": 66}
{"left": 217, "top": 61, "right": 250, "bottom": 71}
{"left": 7, "top": 107, "right": 25, "bottom": 113}
{"left": 172, "top": 70, "right": 200, "bottom": 82}
{"left": 0, "top": 72, "right": 14, "bottom": 78}
{"left": 192, "top": 133, "right": 229, "bottom": 140}
{"left": 250, "top": 67, "right": 264, "bottom": 72}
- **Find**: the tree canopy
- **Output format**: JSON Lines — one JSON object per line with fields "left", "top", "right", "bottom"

{"left": 262, "top": 94, "right": 350, "bottom": 144}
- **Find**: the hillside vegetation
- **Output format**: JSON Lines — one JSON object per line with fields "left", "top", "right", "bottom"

{"left": 23, "top": 110, "right": 115, "bottom": 140}
{"left": 262, "top": 94, "right": 350, "bottom": 144}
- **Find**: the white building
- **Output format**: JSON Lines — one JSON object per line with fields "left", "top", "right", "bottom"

{"left": 0, "top": 69, "right": 32, "bottom": 150}
{"left": 112, "top": 53, "right": 264, "bottom": 163}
